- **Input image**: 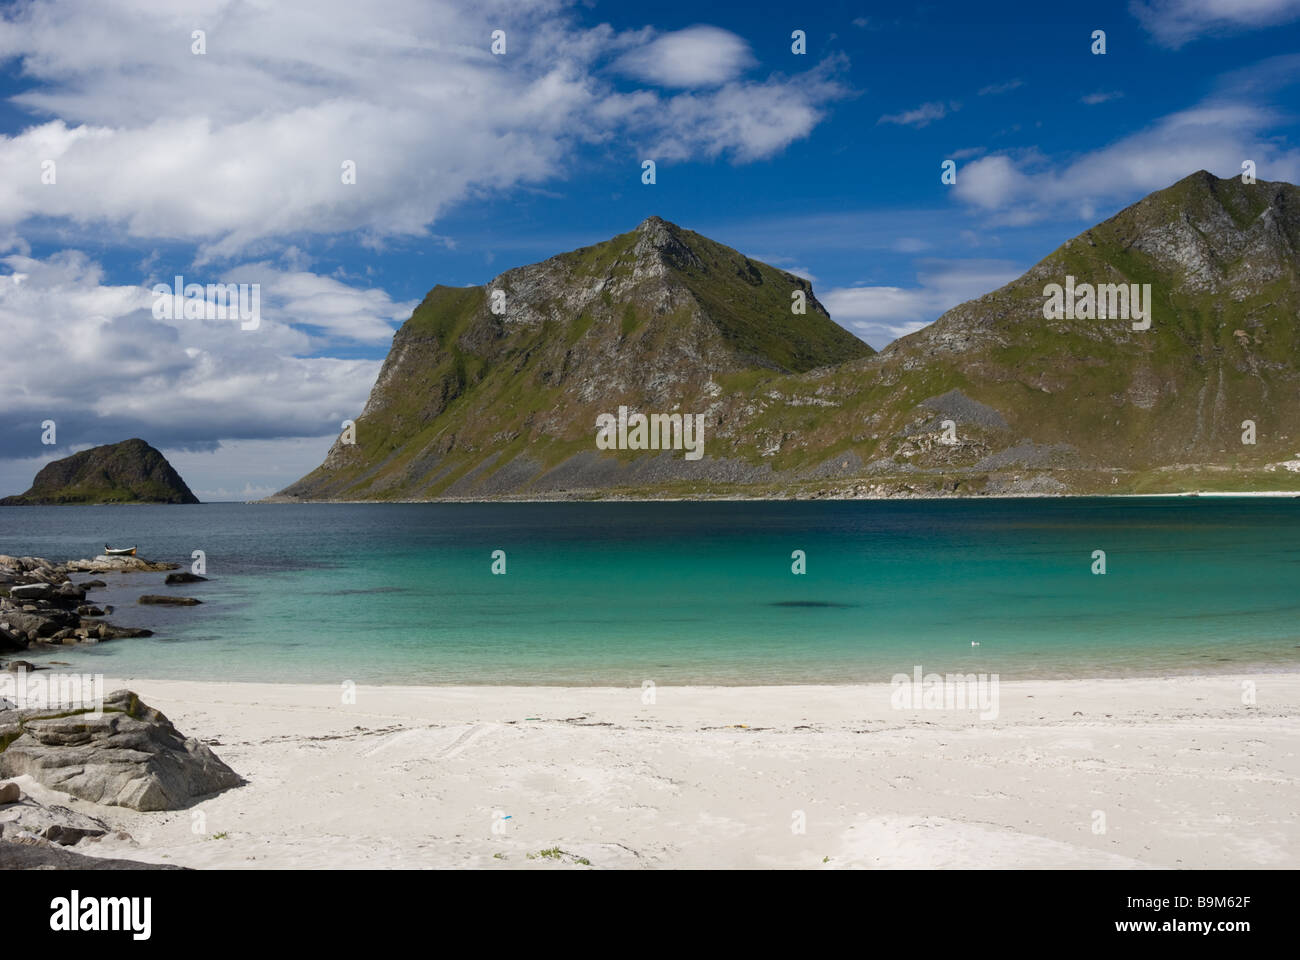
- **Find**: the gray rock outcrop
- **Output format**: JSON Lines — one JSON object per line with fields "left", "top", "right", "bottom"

{"left": 0, "top": 690, "right": 242, "bottom": 811}
{"left": 0, "top": 781, "right": 113, "bottom": 846}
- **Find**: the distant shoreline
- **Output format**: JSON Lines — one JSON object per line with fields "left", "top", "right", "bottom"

{"left": 246, "top": 490, "right": 1300, "bottom": 504}
{"left": 5, "top": 490, "right": 1297, "bottom": 505}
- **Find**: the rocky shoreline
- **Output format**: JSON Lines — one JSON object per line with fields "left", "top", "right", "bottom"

{"left": 0, "top": 688, "right": 243, "bottom": 868}
{"left": 0, "top": 554, "right": 239, "bottom": 868}
{"left": 0, "top": 554, "right": 199, "bottom": 662}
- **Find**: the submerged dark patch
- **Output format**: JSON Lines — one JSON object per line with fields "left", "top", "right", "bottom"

{"left": 768, "top": 601, "right": 854, "bottom": 608}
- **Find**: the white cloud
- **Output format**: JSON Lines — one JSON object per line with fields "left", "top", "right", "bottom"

{"left": 614, "top": 26, "right": 755, "bottom": 88}
{"left": 161, "top": 435, "right": 340, "bottom": 501}
{"left": 978, "top": 79, "right": 1023, "bottom": 96}
{"left": 0, "top": 250, "right": 386, "bottom": 465}
{"left": 1081, "top": 90, "right": 1125, "bottom": 105}
{"left": 952, "top": 97, "right": 1300, "bottom": 223}
{"left": 953, "top": 155, "right": 1028, "bottom": 212}
{"left": 878, "top": 101, "right": 950, "bottom": 128}
{"left": 0, "top": 2, "right": 843, "bottom": 257}
{"left": 219, "top": 264, "right": 418, "bottom": 346}
{"left": 1130, "top": 0, "right": 1300, "bottom": 48}
{"left": 609, "top": 57, "right": 848, "bottom": 163}
{"left": 822, "top": 259, "right": 1022, "bottom": 348}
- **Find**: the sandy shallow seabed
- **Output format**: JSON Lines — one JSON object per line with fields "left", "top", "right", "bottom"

{"left": 14, "top": 673, "right": 1299, "bottom": 869}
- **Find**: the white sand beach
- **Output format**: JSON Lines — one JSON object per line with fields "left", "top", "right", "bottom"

{"left": 17, "top": 673, "right": 1299, "bottom": 870}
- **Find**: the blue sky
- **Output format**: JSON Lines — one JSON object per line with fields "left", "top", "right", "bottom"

{"left": 1, "top": 0, "right": 1299, "bottom": 499}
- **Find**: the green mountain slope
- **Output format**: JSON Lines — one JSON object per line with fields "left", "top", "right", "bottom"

{"left": 279, "top": 174, "right": 1300, "bottom": 500}
{"left": 278, "top": 216, "right": 873, "bottom": 500}
{"left": 801, "top": 170, "right": 1300, "bottom": 495}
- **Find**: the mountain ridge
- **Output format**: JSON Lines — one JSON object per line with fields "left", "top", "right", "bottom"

{"left": 276, "top": 172, "right": 1300, "bottom": 501}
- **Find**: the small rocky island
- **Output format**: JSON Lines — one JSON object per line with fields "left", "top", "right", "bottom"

{"left": 0, "top": 438, "right": 199, "bottom": 505}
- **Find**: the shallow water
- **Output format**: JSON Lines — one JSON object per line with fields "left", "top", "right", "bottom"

{"left": 3, "top": 498, "right": 1299, "bottom": 684}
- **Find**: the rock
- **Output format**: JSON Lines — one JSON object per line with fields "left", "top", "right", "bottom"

{"left": 65, "top": 556, "right": 179, "bottom": 573}
{"left": 138, "top": 595, "right": 202, "bottom": 606}
{"left": 54, "top": 583, "right": 86, "bottom": 603}
{"left": 78, "top": 580, "right": 107, "bottom": 590}
{"left": 8, "top": 584, "right": 53, "bottom": 601}
{"left": 0, "top": 793, "right": 110, "bottom": 846}
{"left": 0, "top": 781, "right": 19, "bottom": 804}
{"left": 93, "top": 622, "right": 151, "bottom": 639}
{"left": 0, "top": 839, "right": 182, "bottom": 869}
{"left": 1, "top": 609, "right": 77, "bottom": 639}
{"left": 164, "top": 572, "right": 208, "bottom": 584}
{"left": 0, "top": 556, "right": 62, "bottom": 581}
{"left": 43, "top": 824, "right": 102, "bottom": 845}
{"left": 0, "top": 689, "right": 242, "bottom": 811}
{"left": 0, "top": 625, "right": 26, "bottom": 654}
{"left": 75, "top": 606, "right": 104, "bottom": 617}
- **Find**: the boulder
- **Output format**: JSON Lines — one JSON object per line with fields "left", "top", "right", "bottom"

{"left": 1, "top": 608, "right": 78, "bottom": 640}
{"left": 2, "top": 608, "right": 78, "bottom": 639}
{"left": 164, "top": 572, "right": 208, "bottom": 585}
{"left": 86, "top": 621, "right": 152, "bottom": 640}
{"left": 0, "top": 839, "right": 181, "bottom": 869}
{"left": 0, "top": 690, "right": 242, "bottom": 811}
{"left": 0, "top": 625, "right": 26, "bottom": 654}
{"left": 64, "top": 556, "right": 179, "bottom": 574}
{"left": 0, "top": 557, "right": 63, "bottom": 582}
{"left": 138, "top": 595, "right": 201, "bottom": 606}
{"left": 9, "top": 584, "right": 53, "bottom": 601}
{"left": 54, "top": 583, "right": 86, "bottom": 602}
{"left": 0, "top": 791, "right": 111, "bottom": 846}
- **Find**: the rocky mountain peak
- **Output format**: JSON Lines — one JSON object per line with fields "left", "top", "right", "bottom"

{"left": 276, "top": 173, "right": 1300, "bottom": 502}
{"left": 276, "top": 217, "right": 872, "bottom": 501}
{"left": 631, "top": 214, "right": 705, "bottom": 274}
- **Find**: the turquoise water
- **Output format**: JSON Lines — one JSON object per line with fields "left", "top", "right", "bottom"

{"left": 2, "top": 499, "right": 1299, "bottom": 684}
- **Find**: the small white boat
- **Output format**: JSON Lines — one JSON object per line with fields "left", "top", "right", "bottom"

{"left": 103, "top": 545, "right": 137, "bottom": 557}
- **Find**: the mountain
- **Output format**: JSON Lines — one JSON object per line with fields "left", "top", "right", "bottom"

{"left": 277, "top": 216, "right": 873, "bottom": 500}
{"left": 1, "top": 439, "right": 200, "bottom": 505}
{"left": 764, "top": 170, "right": 1300, "bottom": 496}
{"left": 279, "top": 173, "right": 1300, "bottom": 500}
